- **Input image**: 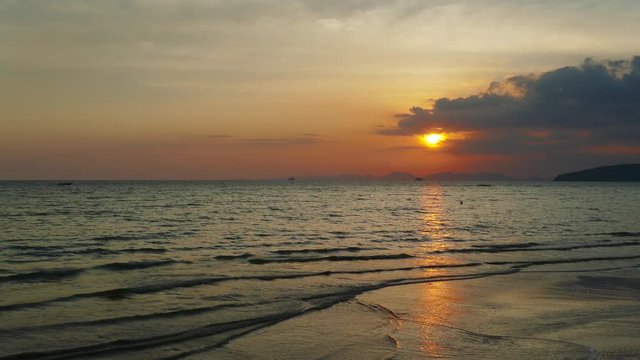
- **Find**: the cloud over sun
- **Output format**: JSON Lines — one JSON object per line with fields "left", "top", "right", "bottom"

{"left": 380, "top": 57, "right": 640, "bottom": 162}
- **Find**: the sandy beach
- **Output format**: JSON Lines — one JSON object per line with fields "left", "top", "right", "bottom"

{"left": 209, "top": 266, "right": 640, "bottom": 359}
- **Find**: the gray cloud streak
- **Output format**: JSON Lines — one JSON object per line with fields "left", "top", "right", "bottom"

{"left": 240, "top": 134, "right": 330, "bottom": 147}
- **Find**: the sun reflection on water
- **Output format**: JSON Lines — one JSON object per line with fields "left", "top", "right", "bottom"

{"left": 416, "top": 185, "right": 465, "bottom": 357}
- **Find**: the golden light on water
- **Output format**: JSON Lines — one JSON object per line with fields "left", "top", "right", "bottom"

{"left": 415, "top": 185, "right": 463, "bottom": 357}
{"left": 421, "top": 133, "right": 447, "bottom": 148}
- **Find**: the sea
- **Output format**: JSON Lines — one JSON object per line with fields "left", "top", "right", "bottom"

{"left": 1, "top": 180, "right": 639, "bottom": 359}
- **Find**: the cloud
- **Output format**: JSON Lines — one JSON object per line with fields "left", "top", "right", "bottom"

{"left": 209, "top": 134, "right": 233, "bottom": 139}
{"left": 240, "top": 134, "right": 330, "bottom": 147}
{"left": 380, "top": 57, "right": 640, "bottom": 157}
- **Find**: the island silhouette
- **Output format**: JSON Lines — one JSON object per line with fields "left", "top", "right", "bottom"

{"left": 554, "top": 164, "right": 640, "bottom": 181}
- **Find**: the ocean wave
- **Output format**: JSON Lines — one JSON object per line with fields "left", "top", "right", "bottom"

{"left": 0, "top": 262, "right": 482, "bottom": 311}
{"left": 0, "top": 311, "right": 308, "bottom": 360}
{"left": 0, "top": 303, "right": 250, "bottom": 335}
{"left": 0, "top": 268, "right": 84, "bottom": 284}
{"left": 471, "top": 242, "right": 540, "bottom": 249}
{"left": 0, "top": 260, "right": 182, "bottom": 285}
{"left": 4, "top": 244, "right": 66, "bottom": 251}
{"left": 90, "top": 230, "right": 194, "bottom": 242}
{"left": 214, "top": 253, "right": 253, "bottom": 260}
{"left": 3, "top": 252, "right": 636, "bottom": 314}
{"left": 602, "top": 231, "right": 640, "bottom": 237}
{"left": 93, "top": 260, "right": 185, "bottom": 271}
{"left": 248, "top": 253, "right": 413, "bottom": 264}
{"left": 6, "top": 247, "right": 170, "bottom": 260}
{"left": 437, "top": 240, "right": 640, "bottom": 254}
{"left": 270, "top": 246, "right": 383, "bottom": 255}
{"left": 487, "top": 254, "right": 640, "bottom": 268}
{"left": 0, "top": 276, "right": 230, "bottom": 312}
{"left": 74, "top": 247, "right": 169, "bottom": 255}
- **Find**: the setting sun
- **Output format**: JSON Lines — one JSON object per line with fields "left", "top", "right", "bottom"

{"left": 421, "top": 133, "right": 447, "bottom": 148}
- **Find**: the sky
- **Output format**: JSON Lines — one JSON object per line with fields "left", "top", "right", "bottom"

{"left": 1, "top": 0, "right": 640, "bottom": 179}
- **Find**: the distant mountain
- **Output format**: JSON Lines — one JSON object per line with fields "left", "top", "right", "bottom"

{"left": 554, "top": 164, "right": 640, "bottom": 182}
{"left": 293, "top": 171, "right": 518, "bottom": 182}
{"left": 523, "top": 176, "right": 547, "bottom": 181}
{"left": 379, "top": 172, "right": 417, "bottom": 181}
{"left": 298, "top": 174, "right": 376, "bottom": 181}
{"left": 423, "top": 172, "right": 515, "bottom": 181}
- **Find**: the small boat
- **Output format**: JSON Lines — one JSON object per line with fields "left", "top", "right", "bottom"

{"left": 415, "top": 177, "right": 423, "bottom": 181}
{"left": 287, "top": 177, "right": 295, "bottom": 181}
{"left": 56, "top": 182, "right": 73, "bottom": 186}
{"left": 476, "top": 183, "right": 492, "bottom": 187}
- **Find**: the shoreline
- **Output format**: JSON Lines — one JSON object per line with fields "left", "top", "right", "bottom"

{"left": 207, "top": 267, "right": 640, "bottom": 359}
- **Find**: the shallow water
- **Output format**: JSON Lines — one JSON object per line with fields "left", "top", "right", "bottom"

{"left": 1, "top": 181, "right": 639, "bottom": 359}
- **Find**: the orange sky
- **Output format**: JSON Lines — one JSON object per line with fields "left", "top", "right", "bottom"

{"left": 1, "top": 1, "right": 640, "bottom": 179}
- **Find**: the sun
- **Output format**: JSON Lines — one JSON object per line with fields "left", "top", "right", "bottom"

{"left": 421, "top": 133, "right": 447, "bottom": 148}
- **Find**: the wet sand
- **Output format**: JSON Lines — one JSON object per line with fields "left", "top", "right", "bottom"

{"left": 208, "top": 267, "right": 640, "bottom": 359}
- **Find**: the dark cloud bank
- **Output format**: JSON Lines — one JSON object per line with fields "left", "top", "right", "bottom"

{"left": 381, "top": 57, "right": 640, "bottom": 167}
